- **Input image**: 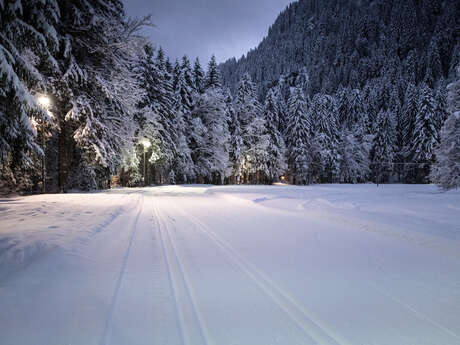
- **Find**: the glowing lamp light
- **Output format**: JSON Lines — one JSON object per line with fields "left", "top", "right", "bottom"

{"left": 141, "top": 139, "right": 151, "bottom": 149}
{"left": 37, "top": 95, "right": 51, "bottom": 108}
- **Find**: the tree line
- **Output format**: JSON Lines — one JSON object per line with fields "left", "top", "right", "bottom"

{"left": 1, "top": 0, "right": 458, "bottom": 193}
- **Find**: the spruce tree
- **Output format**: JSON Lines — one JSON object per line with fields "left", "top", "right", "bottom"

{"left": 50, "top": 0, "right": 148, "bottom": 190}
{"left": 191, "top": 88, "right": 230, "bottom": 184}
{"left": 263, "top": 89, "right": 287, "bottom": 182}
{"left": 193, "top": 58, "right": 205, "bottom": 94}
{"left": 0, "top": 0, "right": 59, "bottom": 191}
{"left": 371, "top": 110, "right": 395, "bottom": 183}
{"left": 310, "top": 94, "right": 340, "bottom": 182}
{"left": 243, "top": 116, "right": 270, "bottom": 183}
{"left": 285, "top": 86, "right": 311, "bottom": 184}
{"left": 226, "top": 91, "right": 243, "bottom": 181}
{"left": 233, "top": 74, "right": 263, "bottom": 181}
{"left": 431, "top": 65, "right": 460, "bottom": 189}
{"left": 205, "top": 55, "right": 221, "bottom": 89}
{"left": 410, "top": 83, "right": 439, "bottom": 182}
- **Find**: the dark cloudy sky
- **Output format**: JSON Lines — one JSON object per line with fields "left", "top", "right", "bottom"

{"left": 123, "top": 0, "right": 294, "bottom": 65}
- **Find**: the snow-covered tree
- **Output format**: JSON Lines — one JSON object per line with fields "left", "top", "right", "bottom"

{"left": 234, "top": 74, "right": 261, "bottom": 132}
{"left": 0, "top": 0, "right": 59, "bottom": 191}
{"left": 173, "top": 57, "right": 194, "bottom": 113}
{"left": 205, "top": 55, "right": 221, "bottom": 89}
{"left": 191, "top": 88, "right": 230, "bottom": 184}
{"left": 50, "top": 0, "right": 149, "bottom": 190}
{"left": 371, "top": 110, "right": 395, "bottom": 183}
{"left": 119, "top": 145, "right": 142, "bottom": 187}
{"left": 339, "top": 115, "right": 371, "bottom": 184}
{"left": 193, "top": 57, "right": 205, "bottom": 94}
{"left": 309, "top": 93, "right": 340, "bottom": 182}
{"left": 263, "top": 88, "right": 287, "bottom": 182}
{"left": 225, "top": 90, "right": 243, "bottom": 180}
{"left": 431, "top": 65, "right": 460, "bottom": 189}
{"left": 409, "top": 83, "right": 439, "bottom": 182}
{"left": 233, "top": 73, "right": 265, "bottom": 182}
{"left": 241, "top": 116, "right": 270, "bottom": 183}
{"left": 285, "top": 86, "right": 311, "bottom": 184}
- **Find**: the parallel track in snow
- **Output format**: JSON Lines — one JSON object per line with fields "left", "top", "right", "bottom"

{"left": 172, "top": 202, "right": 351, "bottom": 345}
{"left": 99, "top": 194, "right": 144, "bottom": 345}
{"left": 152, "top": 199, "right": 212, "bottom": 345}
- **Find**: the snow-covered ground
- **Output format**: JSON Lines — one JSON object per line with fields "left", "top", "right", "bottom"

{"left": 0, "top": 184, "right": 459, "bottom": 345}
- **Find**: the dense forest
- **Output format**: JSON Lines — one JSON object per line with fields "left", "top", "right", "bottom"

{"left": 1, "top": 0, "right": 459, "bottom": 193}
{"left": 220, "top": 0, "right": 460, "bottom": 186}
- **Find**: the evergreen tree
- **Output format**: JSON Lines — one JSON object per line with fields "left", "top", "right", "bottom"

{"left": 233, "top": 74, "right": 264, "bottom": 181}
{"left": 234, "top": 74, "right": 261, "bottom": 131}
{"left": 173, "top": 58, "right": 194, "bottom": 113}
{"left": 136, "top": 44, "right": 176, "bottom": 184}
{"left": 285, "top": 86, "right": 311, "bottom": 184}
{"left": 409, "top": 84, "right": 439, "bottom": 182}
{"left": 242, "top": 115, "right": 270, "bottom": 183}
{"left": 310, "top": 94, "right": 340, "bottom": 182}
{"left": 225, "top": 90, "right": 243, "bottom": 181}
{"left": 431, "top": 65, "right": 460, "bottom": 189}
{"left": 0, "top": 0, "right": 59, "bottom": 191}
{"left": 51, "top": 0, "right": 148, "bottom": 190}
{"left": 191, "top": 88, "right": 230, "bottom": 183}
{"left": 193, "top": 57, "right": 205, "bottom": 94}
{"left": 371, "top": 110, "right": 395, "bottom": 183}
{"left": 263, "top": 89, "right": 287, "bottom": 182}
{"left": 205, "top": 55, "right": 221, "bottom": 89}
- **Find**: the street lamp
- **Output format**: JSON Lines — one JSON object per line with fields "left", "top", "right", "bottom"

{"left": 37, "top": 95, "right": 52, "bottom": 194}
{"left": 141, "top": 139, "right": 151, "bottom": 187}
{"left": 38, "top": 96, "right": 51, "bottom": 108}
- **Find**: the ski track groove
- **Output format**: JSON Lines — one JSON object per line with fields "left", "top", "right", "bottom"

{"left": 368, "top": 282, "right": 460, "bottom": 342}
{"left": 99, "top": 194, "right": 144, "bottom": 345}
{"left": 172, "top": 202, "right": 352, "bottom": 345}
{"left": 152, "top": 200, "right": 187, "bottom": 345}
{"left": 152, "top": 198, "right": 212, "bottom": 345}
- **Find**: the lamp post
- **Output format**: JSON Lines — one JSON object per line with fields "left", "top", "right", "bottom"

{"left": 141, "top": 139, "right": 151, "bottom": 187}
{"left": 37, "top": 95, "right": 52, "bottom": 194}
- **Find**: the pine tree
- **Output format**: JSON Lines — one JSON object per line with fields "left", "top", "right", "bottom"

{"left": 226, "top": 90, "right": 243, "bottom": 181}
{"left": 173, "top": 59, "right": 194, "bottom": 113}
{"left": 263, "top": 89, "right": 287, "bottom": 182}
{"left": 285, "top": 86, "right": 311, "bottom": 184}
{"left": 371, "top": 110, "right": 395, "bottom": 184}
{"left": 193, "top": 58, "right": 205, "bottom": 94}
{"left": 191, "top": 88, "right": 230, "bottom": 183}
{"left": 409, "top": 83, "right": 439, "bottom": 182}
{"left": 431, "top": 65, "right": 460, "bottom": 189}
{"left": 0, "top": 0, "right": 59, "bottom": 191}
{"left": 136, "top": 44, "right": 177, "bottom": 184}
{"left": 309, "top": 94, "right": 340, "bottom": 182}
{"left": 234, "top": 74, "right": 261, "bottom": 131}
{"left": 233, "top": 74, "right": 264, "bottom": 182}
{"left": 242, "top": 116, "right": 270, "bottom": 183}
{"left": 205, "top": 55, "right": 221, "bottom": 89}
{"left": 50, "top": 0, "right": 148, "bottom": 190}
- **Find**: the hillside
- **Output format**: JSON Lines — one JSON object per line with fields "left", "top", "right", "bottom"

{"left": 220, "top": 0, "right": 459, "bottom": 98}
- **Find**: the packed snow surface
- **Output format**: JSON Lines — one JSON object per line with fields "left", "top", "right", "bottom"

{"left": 1, "top": 184, "right": 460, "bottom": 345}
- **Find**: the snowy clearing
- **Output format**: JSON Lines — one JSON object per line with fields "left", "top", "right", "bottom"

{"left": 1, "top": 184, "right": 460, "bottom": 345}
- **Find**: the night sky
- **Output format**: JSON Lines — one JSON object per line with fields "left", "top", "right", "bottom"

{"left": 123, "top": 0, "right": 294, "bottom": 65}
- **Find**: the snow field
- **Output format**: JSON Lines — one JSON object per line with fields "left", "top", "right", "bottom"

{"left": 0, "top": 184, "right": 459, "bottom": 345}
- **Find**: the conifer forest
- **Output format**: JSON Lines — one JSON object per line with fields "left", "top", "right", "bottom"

{"left": 1, "top": 2, "right": 460, "bottom": 345}
{"left": 1, "top": 0, "right": 459, "bottom": 193}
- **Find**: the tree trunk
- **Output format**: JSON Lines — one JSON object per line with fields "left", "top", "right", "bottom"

{"left": 58, "top": 121, "right": 73, "bottom": 193}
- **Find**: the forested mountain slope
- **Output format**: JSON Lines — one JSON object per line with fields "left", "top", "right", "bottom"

{"left": 221, "top": 0, "right": 459, "bottom": 98}
{"left": 219, "top": 0, "right": 459, "bottom": 185}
